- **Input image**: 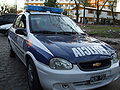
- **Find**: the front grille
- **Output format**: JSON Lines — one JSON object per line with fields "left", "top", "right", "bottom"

{"left": 78, "top": 59, "right": 111, "bottom": 71}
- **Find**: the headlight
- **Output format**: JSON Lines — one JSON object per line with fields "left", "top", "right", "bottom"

{"left": 49, "top": 58, "right": 73, "bottom": 70}
{"left": 111, "top": 53, "right": 118, "bottom": 63}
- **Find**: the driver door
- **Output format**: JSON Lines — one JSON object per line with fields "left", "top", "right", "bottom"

{"left": 13, "top": 15, "right": 27, "bottom": 63}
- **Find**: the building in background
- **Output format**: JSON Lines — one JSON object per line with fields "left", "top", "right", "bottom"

{"left": 117, "top": 0, "right": 120, "bottom": 12}
{"left": 24, "top": 0, "right": 120, "bottom": 24}
{"left": 72, "top": 6, "right": 120, "bottom": 24}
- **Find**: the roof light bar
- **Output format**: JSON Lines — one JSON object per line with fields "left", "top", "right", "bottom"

{"left": 25, "top": 5, "right": 64, "bottom": 13}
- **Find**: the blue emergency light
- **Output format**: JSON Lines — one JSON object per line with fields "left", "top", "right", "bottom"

{"left": 25, "top": 5, "right": 64, "bottom": 13}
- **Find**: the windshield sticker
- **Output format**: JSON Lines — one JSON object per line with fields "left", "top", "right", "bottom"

{"left": 72, "top": 46, "right": 109, "bottom": 57}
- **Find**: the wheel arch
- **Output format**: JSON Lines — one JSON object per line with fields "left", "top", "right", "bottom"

{"left": 25, "top": 51, "right": 43, "bottom": 90}
{"left": 25, "top": 51, "right": 36, "bottom": 65}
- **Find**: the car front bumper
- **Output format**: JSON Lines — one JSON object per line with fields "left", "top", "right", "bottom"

{"left": 34, "top": 60, "right": 120, "bottom": 90}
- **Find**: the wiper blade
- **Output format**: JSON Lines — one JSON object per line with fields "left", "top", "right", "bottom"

{"left": 80, "top": 33, "right": 87, "bottom": 36}
{"left": 32, "top": 31, "right": 81, "bottom": 35}
{"left": 78, "top": 33, "right": 88, "bottom": 39}
{"left": 57, "top": 32, "right": 78, "bottom": 35}
{"left": 31, "top": 31, "right": 57, "bottom": 34}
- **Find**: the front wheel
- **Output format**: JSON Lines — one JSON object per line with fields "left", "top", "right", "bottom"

{"left": 27, "top": 58, "right": 43, "bottom": 90}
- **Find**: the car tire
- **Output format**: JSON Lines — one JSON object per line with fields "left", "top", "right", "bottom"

{"left": 27, "top": 58, "right": 43, "bottom": 90}
{"left": 9, "top": 43, "right": 16, "bottom": 57}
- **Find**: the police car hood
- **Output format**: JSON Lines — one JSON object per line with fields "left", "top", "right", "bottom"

{"left": 35, "top": 35, "right": 114, "bottom": 64}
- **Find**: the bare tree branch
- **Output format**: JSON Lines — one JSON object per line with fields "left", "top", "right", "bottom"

{"left": 100, "top": 0, "right": 109, "bottom": 11}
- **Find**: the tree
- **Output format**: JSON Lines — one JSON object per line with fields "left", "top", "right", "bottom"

{"left": 0, "top": 5, "right": 16, "bottom": 15}
{"left": 73, "top": 0, "right": 80, "bottom": 23}
{"left": 44, "top": 0, "right": 58, "bottom": 7}
{"left": 82, "top": 0, "right": 90, "bottom": 24}
{"left": 108, "top": 0, "right": 117, "bottom": 26}
{"left": 9, "top": 6, "right": 17, "bottom": 13}
{"left": 72, "top": 0, "right": 90, "bottom": 23}
{"left": 0, "top": 5, "right": 9, "bottom": 15}
{"left": 95, "top": 0, "right": 109, "bottom": 24}
{"left": 0, "top": 1, "right": 17, "bottom": 15}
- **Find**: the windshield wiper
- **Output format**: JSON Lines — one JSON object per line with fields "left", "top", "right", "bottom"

{"left": 57, "top": 32, "right": 78, "bottom": 35}
{"left": 31, "top": 31, "right": 57, "bottom": 34}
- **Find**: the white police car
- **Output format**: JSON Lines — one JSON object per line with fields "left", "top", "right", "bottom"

{"left": 8, "top": 5, "right": 120, "bottom": 90}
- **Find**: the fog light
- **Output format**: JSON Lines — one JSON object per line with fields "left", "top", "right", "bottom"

{"left": 62, "top": 84, "right": 69, "bottom": 89}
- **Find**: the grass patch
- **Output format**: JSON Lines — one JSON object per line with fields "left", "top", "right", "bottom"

{"left": 80, "top": 25, "right": 120, "bottom": 38}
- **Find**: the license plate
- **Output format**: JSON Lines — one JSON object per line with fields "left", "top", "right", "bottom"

{"left": 90, "top": 74, "right": 106, "bottom": 84}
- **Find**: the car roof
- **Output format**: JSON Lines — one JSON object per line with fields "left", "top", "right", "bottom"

{"left": 22, "top": 11, "right": 64, "bottom": 17}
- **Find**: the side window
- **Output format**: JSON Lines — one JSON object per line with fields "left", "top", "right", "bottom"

{"left": 13, "top": 15, "right": 26, "bottom": 29}
{"left": 13, "top": 15, "right": 21, "bottom": 29}
{"left": 19, "top": 15, "right": 26, "bottom": 29}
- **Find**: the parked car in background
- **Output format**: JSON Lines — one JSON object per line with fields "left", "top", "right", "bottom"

{"left": 0, "top": 23, "right": 12, "bottom": 35}
{"left": 0, "top": 13, "right": 17, "bottom": 25}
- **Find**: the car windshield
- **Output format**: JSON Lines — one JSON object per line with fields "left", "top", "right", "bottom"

{"left": 30, "top": 14, "right": 84, "bottom": 34}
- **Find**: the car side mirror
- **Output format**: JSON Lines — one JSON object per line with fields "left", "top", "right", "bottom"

{"left": 15, "top": 28, "right": 27, "bottom": 36}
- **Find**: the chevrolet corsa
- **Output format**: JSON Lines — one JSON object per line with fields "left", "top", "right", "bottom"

{"left": 8, "top": 5, "right": 120, "bottom": 90}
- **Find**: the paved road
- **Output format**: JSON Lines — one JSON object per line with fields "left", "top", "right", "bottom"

{"left": 0, "top": 33, "right": 120, "bottom": 90}
{"left": 0, "top": 34, "right": 29, "bottom": 90}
